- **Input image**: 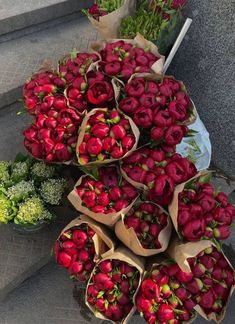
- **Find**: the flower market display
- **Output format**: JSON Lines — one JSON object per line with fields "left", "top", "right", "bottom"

{"left": 0, "top": 0, "right": 232, "bottom": 323}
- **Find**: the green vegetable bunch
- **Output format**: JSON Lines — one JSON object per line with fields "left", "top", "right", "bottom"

{"left": 96, "top": 0, "right": 124, "bottom": 13}
{"left": 0, "top": 154, "right": 67, "bottom": 225}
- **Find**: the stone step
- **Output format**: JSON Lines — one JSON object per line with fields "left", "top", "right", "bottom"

{"left": 0, "top": 0, "right": 92, "bottom": 39}
{"left": 0, "top": 16, "right": 97, "bottom": 110}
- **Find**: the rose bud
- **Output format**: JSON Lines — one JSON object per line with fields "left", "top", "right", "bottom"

{"left": 104, "top": 62, "right": 122, "bottom": 75}
{"left": 125, "top": 78, "right": 145, "bottom": 97}
{"left": 57, "top": 251, "right": 72, "bottom": 268}
{"left": 95, "top": 298, "right": 106, "bottom": 312}
{"left": 182, "top": 219, "right": 206, "bottom": 241}
{"left": 199, "top": 290, "right": 215, "bottom": 309}
{"left": 197, "top": 193, "right": 216, "bottom": 212}
{"left": 114, "top": 199, "right": 129, "bottom": 211}
{"left": 165, "top": 125, "right": 186, "bottom": 146}
{"left": 149, "top": 149, "right": 165, "bottom": 162}
{"left": 110, "top": 124, "right": 126, "bottom": 140}
{"left": 151, "top": 127, "right": 164, "bottom": 141}
{"left": 118, "top": 97, "right": 139, "bottom": 114}
{"left": 91, "top": 123, "right": 109, "bottom": 139}
{"left": 105, "top": 304, "right": 123, "bottom": 321}
{"left": 136, "top": 296, "right": 152, "bottom": 313}
{"left": 133, "top": 107, "right": 153, "bottom": 129}
{"left": 216, "top": 192, "right": 229, "bottom": 207}
{"left": 178, "top": 208, "right": 190, "bottom": 226}
{"left": 102, "top": 137, "right": 116, "bottom": 151}
{"left": 187, "top": 278, "right": 203, "bottom": 294}
{"left": 213, "top": 225, "right": 231, "bottom": 240}
{"left": 72, "top": 229, "right": 87, "bottom": 247}
{"left": 99, "top": 260, "right": 113, "bottom": 274}
{"left": 62, "top": 240, "right": 77, "bottom": 256}
{"left": 77, "top": 250, "right": 89, "bottom": 262}
{"left": 86, "top": 137, "right": 103, "bottom": 156}
{"left": 92, "top": 205, "right": 105, "bottom": 213}
{"left": 214, "top": 207, "right": 232, "bottom": 225}
{"left": 121, "top": 135, "right": 135, "bottom": 150}
{"left": 166, "top": 161, "right": 185, "bottom": 184}
{"left": 168, "top": 100, "right": 187, "bottom": 121}
{"left": 217, "top": 256, "right": 229, "bottom": 268}
{"left": 141, "top": 279, "right": 160, "bottom": 300}
{"left": 192, "top": 263, "right": 206, "bottom": 277}
{"left": 152, "top": 174, "right": 174, "bottom": 197}
{"left": 23, "top": 127, "right": 38, "bottom": 141}
{"left": 98, "top": 192, "right": 109, "bottom": 207}
{"left": 175, "top": 287, "right": 189, "bottom": 301}
{"left": 201, "top": 183, "right": 214, "bottom": 195}
{"left": 184, "top": 298, "right": 196, "bottom": 311}
{"left": 122, "top": 185, "right": 137, "bottom": 200}
{"left": 198, "top": 255, "right": 215, "bottom": 269}
{"left": 69, "top": 261, "right": 83, "bottom": 275}
{"left": 128, "top": 166, "right": 147, "bottom": 183}
{"left": 175, "top": 269, "right": 193, "bottom": 283}
{"left": 154, "top": 110, "right": 174, "bottom": 127}
{"left": 110, "top": 146, "right": 124, "bottom": 159}
{"left": 109, "top": 187, "right": 122, "bottom": 201}
{"left": 157, "top": 304, "right": 174, "bottom": 322}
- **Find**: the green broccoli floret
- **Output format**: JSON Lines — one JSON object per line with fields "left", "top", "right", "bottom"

{"left": 0, "top": 194, "right": 17, "bottom": 224}
{"left": 30, "top": 162, "right": 56, "bottom": 182}
{"left": 0, "top": 161, "right": 10, "bottom": 185}
{"left": 7, "top": 180, "right": 35, "bottom": 202}
{"left": 11, "top": 161, "right": 30, "bottom": 183}
{"left": 14, "top": 197, "right": 53, "bottom": 225}
{"left": 39, "top": 178, "right": 66, "bottom": 205}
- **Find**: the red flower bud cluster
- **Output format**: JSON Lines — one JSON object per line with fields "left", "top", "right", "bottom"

{"left": 136, "top": 262, "right": 196, "bottom": 324}
{"left": 98, "top": 40, "right": 160, "bottom": 81}
{"left": 87, "top": 259, "right": 140, "bottom": 322}
{"left": 23, "top": 106, "right": 82, "bottom": 162}
{"left": 76, "top": 166, "right": 138, "bottom": 214}
{"left": 121, "top": 146, "right": 197, "bottom": 206}
{"left": 54, "top": 224, "right": 96, "bottom": 282}
{"left": 118, "top": 76, "right": 192, "bottom": 146}
{"left": 124, "top": 202, "right": 169, "bottom": 249}
{"left": 23, "top": 71, "right": 66, "bottom": 115}
{"left": 187, "top": 246, "right": 235, "bottom": 318}
{"left": 88, "top": 4, "right": 107, "bottom": 19}
{"left": 78, "top": 110, "right": 136, "bottom": 164}
{"left": 177, "top": 176, "right": 235, "bottom": 241}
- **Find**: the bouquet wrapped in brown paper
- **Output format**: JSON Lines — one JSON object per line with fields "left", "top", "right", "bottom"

{"left": 85, "top": 246, "right": 145, "bottom": 323}
{"left": 135, "top": 254, "right": 197, "bottom": 323}
{"left": 90, "top": 33, "right": 165, "bottom": 78}
{"left": 54, "top": 214, "right": 116, "bottom": 282}
{"left": 115, "top": 201, "right": 172, "bottom": 256}
{"left": 169, "top": 170, "right": 235, "bottom": 243}
{"left": 83, "top": 0, "right": 136, "bottom": 40}
{"left": 168, "top": 238, "right": 235, "bottom": 323}
{"left": 76, "top": 108, "right": 140, "bottom": 166}
{"left": 67, "top": 165, "right": 139, "bottom": 226}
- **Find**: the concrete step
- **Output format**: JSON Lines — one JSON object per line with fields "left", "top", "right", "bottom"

{"left": 0, "top": 0, "right": 92, "bottom": 39}
{"left": 0, "top": 16, "right": 97, "bottom": 110}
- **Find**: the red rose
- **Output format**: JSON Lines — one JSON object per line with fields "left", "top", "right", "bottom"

{"left": 152, "top": 174, "right": 174, "bottom": 196}
{"left": 133, "top": 107, "right": 153, "bottom": 128}
{"left": 87, "top": 81, "right": 114, "bottom": 105}
{"left": 125, "top": 78, "right": 145, "bottom": 97}
{"left": 118, "top": 97, "right": 139, "bottom": 114}
{"left": 168, "top": 100, "right": 187, "bottom": 121}
{"left": 154, "top": 110, "right": 174, "bottom": 127}
{"left": 165, "top": 125, "right": 187, "bottom": 146}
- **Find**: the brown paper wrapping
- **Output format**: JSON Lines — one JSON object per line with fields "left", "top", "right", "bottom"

{"left": 119, "top": 72, "right": 197, "bottom": 125}
{"left": 87, "top": 0, "right": 136, "bottom": 39}
{"left": 67, "top": 174, "right": 139, "bottom": 227}
{"left": 168, "top": 170, "right": 211, "bottom": 236}
{"left": 167, "top": 238, "right": 235, "bottom": 323}
{"left": 85, "top": 246, "right": 145, "bottom": 324}
{"left": 90, "top": 33, "right": 165, "bottom": 75}
{"left": 115, "top": 201, "right": 172, "bottom": 256}
{"left": 76, "top": 108, "right": 140, "bottom": 166}
{"left": 58, "top": 214, "right": 116, "bottom": 259}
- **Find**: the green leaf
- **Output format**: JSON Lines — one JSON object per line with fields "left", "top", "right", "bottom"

{"left": 97, "top": 291, "right": 105, "bottom": 298}
{"left": 70, "top": 48, "right": 79, "bottom": 60}
{"left": 186, "top": 129, "right": 198, "bottom": 137}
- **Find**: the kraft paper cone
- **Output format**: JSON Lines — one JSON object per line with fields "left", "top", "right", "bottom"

{"left": 85, "top": 246, "right": 145, "bottom": 324}
{"left": 90, "top": 33, "right": 165, "bottom": 75}
{"left": 115, "top": 201, "right": 172, "bottom": 256}
{"left": 88, "top": 0, "right": 136, "bottom": 39}
{"left": 168, "top": 170, "right": 211, "bottom": 235}
{"left": 67, "top": 174, "right": 139, "bottom": 227}
{"left": 168, "top": 238, "right": 235, "bottom": 323}
{"left": 58, "top": 214, "right": 116, "bottom": 259}
{"left": 76, "top": 108, "right": 140, "bottom": 166}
